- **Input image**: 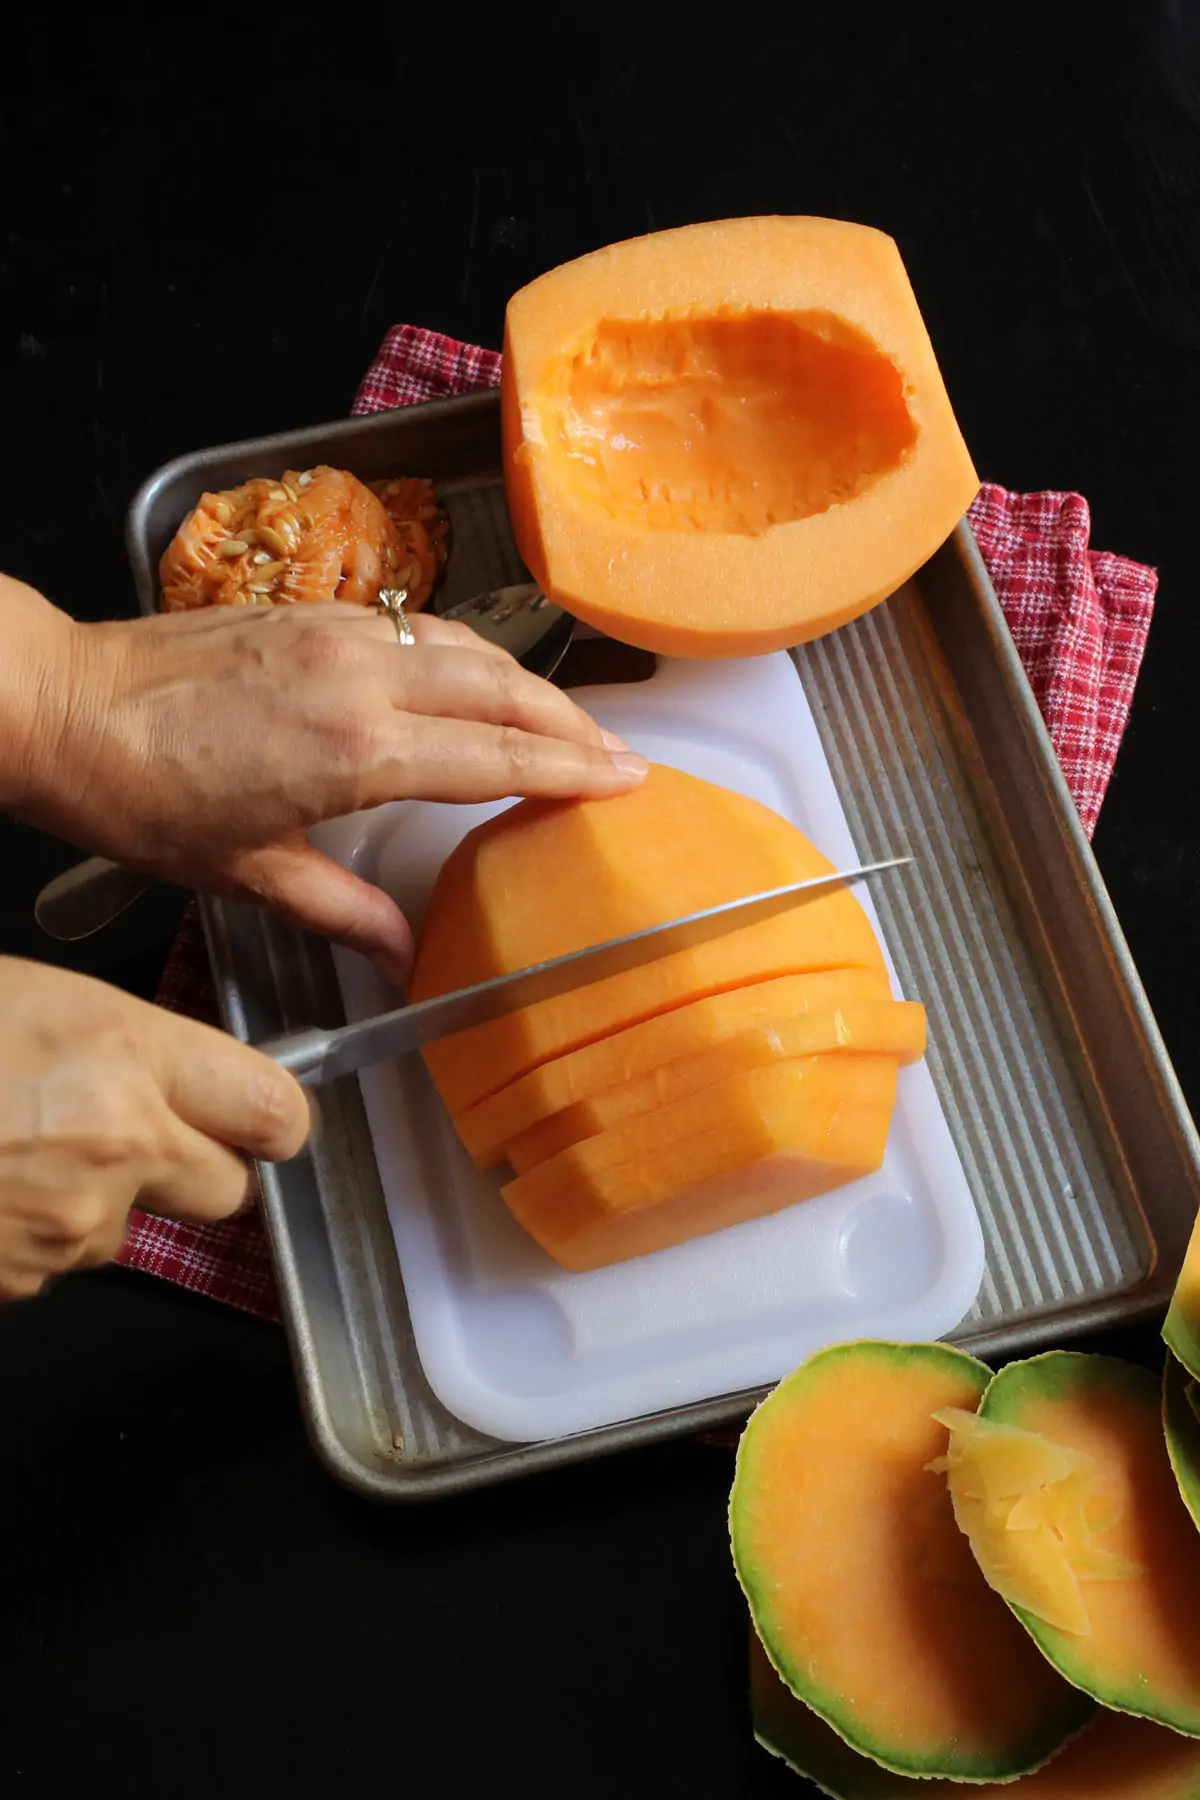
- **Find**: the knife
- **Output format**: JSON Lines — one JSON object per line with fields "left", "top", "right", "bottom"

{"left": 257, "top": 856, "right": 910, "bottom": 1085}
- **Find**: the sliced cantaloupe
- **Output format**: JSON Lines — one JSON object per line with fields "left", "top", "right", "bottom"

{"left": 730, "top": 1341, "right": 1094, "bottom": 1783}
{"left": 410, "top": 764, "right": 887, "bottom": 1116}
{"left": 457, "top": 966, "right": 894, "bottom": 1169}
{"left": 927, "top": 1408, "right": 1139, "bottom": 1639}
{"left": 1162, "top": 1352, "right": 1200, "bottom": 1535}
{"left": 501, "top": 216, "right": 979, "bottom": 658}
{"left": 750, "top": 1630, "right": 1200, "bottom": 1800}
{"left": 503, "top": 1000, "right": 925, "bottom": 1173}
{"left": 1164, "top": 1211, "right": 1200, "bottom": 1381}
{"left": 502, "top": 1055, "right": 897, "bottom": 1272}
{"left": 966, "top": 1351, "right": 1200, "bottom": 1736}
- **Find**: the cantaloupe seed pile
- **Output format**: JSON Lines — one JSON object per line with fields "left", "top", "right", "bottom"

{"left": 409, "top": 764, "right": 926, "bottom": 1273}
{"left": 729, "top": 1227, "right": 1200, "bottom": 1795}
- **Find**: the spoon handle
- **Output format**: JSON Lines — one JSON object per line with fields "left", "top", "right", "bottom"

{"left": 34, "top": 857, "right": 154, "bottom": 941}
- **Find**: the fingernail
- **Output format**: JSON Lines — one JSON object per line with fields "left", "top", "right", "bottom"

{"left": 610, "top": 751, "right": 649, "bottom": 780}
{"left": 600, "top": 728, "right": 629, "bottom": 752}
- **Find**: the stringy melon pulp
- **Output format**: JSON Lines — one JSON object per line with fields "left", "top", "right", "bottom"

{"left": 928, "top": 1409, "right": 1139, "bottom": 1637}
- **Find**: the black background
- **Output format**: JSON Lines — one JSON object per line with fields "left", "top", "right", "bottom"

{"left": 2, "top": 7, "right": 1199, "bottom": 1796}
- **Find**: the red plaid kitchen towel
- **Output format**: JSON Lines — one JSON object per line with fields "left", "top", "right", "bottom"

{"left": 116, "top": 324, "right": 1158, "bottom": 1320}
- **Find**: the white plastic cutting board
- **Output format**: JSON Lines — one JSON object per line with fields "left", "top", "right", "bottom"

{"left": 313, "top": 653, "right": 984, "bottom": 1443}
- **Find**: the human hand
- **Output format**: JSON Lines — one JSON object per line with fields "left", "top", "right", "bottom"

{"left": 0, "top": 957, "right": 309, "bottom": 1301}
{"left": 3, "top": 577, "right": 648, "bottom": 980}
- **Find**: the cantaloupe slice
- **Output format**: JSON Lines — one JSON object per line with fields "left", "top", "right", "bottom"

{"left": 411, "top": 764, "right": 887, "bottom": 1116}
{"left": 504, "top": 1000, "right": 925, "bottom": 1173}
{"left": 730, "top": 1342, "right": 1094, "bottom": 1782}
{"left": 502, "top": 216, "right": 979, "bottom": 658}
{"left": 1164, "top": 1211, "right": 1200, "bottom": 1382}
{"left": 928, "top": 1408, "right": 1139, "bottom": 1638}
{"left": 502, "top": 1055, "right": 897, "bottom": 1272}
{"left": 457, "top": 966, "right": 894, "bottom": 1169}
{"left": 1162, "top": 1352, "right": 1200, "bottom": 1535}
{"left": 963, "top": 1352, "right": 1200, "bottom": 1736}
{"left": 750, "top": 1631, "right": 1200, "bottom": 1799}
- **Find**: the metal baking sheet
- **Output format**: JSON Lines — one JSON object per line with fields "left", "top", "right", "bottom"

{"left": 126, "top": 389, "right": 1200, "bottom": 1500}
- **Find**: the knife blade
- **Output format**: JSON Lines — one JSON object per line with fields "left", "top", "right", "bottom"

{"left": 257, "top": 856, "right": 910, "bottom": 1086}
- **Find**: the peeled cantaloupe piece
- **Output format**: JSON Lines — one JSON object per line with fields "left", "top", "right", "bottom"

{"left": 502, "top": 1055, "right": 897, "bottom": 1271}
{"left": 502, "top": 216, "right": 979, "bottom": 658}
{"left": 410, "top": 763, "right": 887, "bottom": 1117}
{"left": 1164, "top": 1210, "right": 1200, "bottom": 1381}
{"left": 749, "top": 1629, "right": 1200, "bottom": 1800}
{"left": 504, "top": 1000, "right": 926, "bottom": 1173}
{"left": 962, "top": 1352, "right": 1200, "bottom": 1736}
{"left": 927, "top": 1408, "right": 1139, "bottom": 1639}
{"left": 458, "top": 966, "right": 894, "bottom": 1169}
{"left": 730, "top": 1341, "right": 1094, "bottom": 1783}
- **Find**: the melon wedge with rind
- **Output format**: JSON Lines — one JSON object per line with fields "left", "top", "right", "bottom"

{"left": 974, "top": 1351, "right": 1200, "bottom": 1737}
{"left": 730, "top": 1340, "right": 1095, "bottom": 1783}
{"left": 750, "top": 1629, "right": 1200, "bottom": 1800}
{"left": 1162, "top": 1352, "right": 1200, "bottom": 1535}
{"left": 1164, "top": 1211, "right": 1200, "bottom": 1383}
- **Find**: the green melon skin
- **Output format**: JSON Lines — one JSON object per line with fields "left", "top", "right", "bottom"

{"left": 1163, "top": 1218, "right": 1200, "bottom": 1385}
{"left": 749, "top": 1630, "right": 946, "bottom": 1799}
{"left": 1162, "top": 1352, "right": 1200, "bottom": 1534}
{"left": 750, "top": 1630, "right": 1200, "bottom": 1800}
{"left": 1163, "top": 1301, "right": 1200, "bottom": 1387}
{"left": 731, "top": 1340, "right": 1094, "bottom": 1786}
{"left": 979, "top": 1351, "right": 1200, "bottom": 1738}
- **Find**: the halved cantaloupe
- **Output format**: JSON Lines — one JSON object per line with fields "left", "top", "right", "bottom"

{"left": 730, "top": 1341, "right": 1094, "bottom": 1782}
{"left": 929, "top": 1406, "right": 1139, "bottom": 1638}
{"left": 1164, "top": 1211, "right": 1200, "bottom": 1381}
{"left": 504, "top": 1000, "right": 925, "bottom": 1173}
{"left": 457, "top": 966, "right": 894, "bottom": 1169}
{"left": 750, "top": 1631, "right": 1200, "bottom": 1800}
{"left": 502, "top": 1055, "right": 897, "bottom": 1272}
{"left": 411, "top": 764, "right": 887, "bottom": 1116}
{"left": 961, "top": 1352, "right": 1200, "bottom": 1736}
{"left": 501, "top": 216, "right": 979, "bottom": 658}
{"left": 1162, "top": 1352, "right": 1200, "bottom": 1535}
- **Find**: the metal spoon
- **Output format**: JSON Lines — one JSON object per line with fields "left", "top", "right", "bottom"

{"left": 35, "top": 583, "right": 577, "bottom": 942}
{"left": 433, "top": 581, "right": 575, "bottom": 680}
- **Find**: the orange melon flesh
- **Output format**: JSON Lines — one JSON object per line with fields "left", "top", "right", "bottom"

{"left": 502, "top": 216, "right": 979, "bottom": 658}
{"left": 411, "top": 764, "right": 887, "bottom": 1116}
{"left": 750, "top": 1631, "right": 1200, "bottom": 1800}
{"left": 730, "top": 1342, "right": 1094, "bottom": 1782}
{"left": 504, "top": 1000, "right": 925, "bottom": 1174}
{"left": 928, "top": 1408, "right": 1139, "bottom": 1639}
{"left": 1164, "top": 1209, "right": 1200, "bottom": 1382}
{"left": 978, "top": 1352, "right": 1200, "bottom": 1736}
{"left": 502, "top": 1056, "right": 897, "bottom": 1272}
{"left": 457, "top": 966, "right": 894, "bottom": 1169}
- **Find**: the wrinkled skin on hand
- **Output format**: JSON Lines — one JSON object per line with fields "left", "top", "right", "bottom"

{"left": 3, "top": 578, "right": 647, "bottom": 981}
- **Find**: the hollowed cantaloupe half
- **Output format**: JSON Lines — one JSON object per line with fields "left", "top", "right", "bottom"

{"left": 1164, "top": 1210, "right": 1200, "bottom": 1382}
{"left": 501, "top": 1055, "right": 897, "bottom": 1272}
{"left": 457, "top": 966, "right": 894, "bottom": 1169}
{"left": 410, "top": 764, "right": 887, "bottom": 1116}
{"left": 730, "top": 1341, "right": 1094, "bottom": 1782}
{"left": 502, "top": 216, "right": 979, "bottom": 657}
{"left": 956, "top": 1352, "right": 1200, "bottom": 1736}
{"left": 750, "top": 1630, "right": 1200, "bottom": 1800}
{"left": 503, "top": 1000, "right": 926, "bottom": 1173}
